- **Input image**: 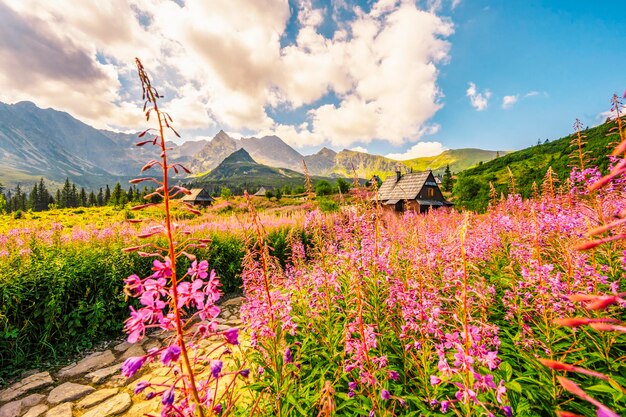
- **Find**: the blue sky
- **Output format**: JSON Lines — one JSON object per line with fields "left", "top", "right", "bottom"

{"left": 1, "top": 0, "right": 624, "bottom": 158}
{"left": 427, "top": 0, "right": 626, "bottom": 152}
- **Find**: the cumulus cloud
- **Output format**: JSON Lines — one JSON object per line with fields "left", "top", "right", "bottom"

{"left": 502, "top": 95, "right": 519, "bottom": 109}
{"left": 597, "top": 106, "right": 626, "bottom": 121}
{"left": 466, "top": 82, "right": 491, "bottom": 111}
{"left": 0, "top": 0, "right": 453, "bottom": 150}
{"left": 385, "top": 141, "right": 447, "bottom": 160}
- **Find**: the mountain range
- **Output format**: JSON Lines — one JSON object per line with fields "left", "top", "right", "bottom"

{"left": 0, "top": 101, "right": 504, "bottom": 191}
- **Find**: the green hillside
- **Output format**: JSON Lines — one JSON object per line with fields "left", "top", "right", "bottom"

{"left": 452, "top": 120, "right": 619, "bottom": 211}
{"left": 403, "top": 148, "right": 505, "bottom": 174}
{"left": 191, "top": 148, "right": 313, "bottom": 194}
{"left": 325, "top": 148, "right": 504, "bottom": 181}
{"left": 332, "top": 150, "right": 402, "bottom": 179}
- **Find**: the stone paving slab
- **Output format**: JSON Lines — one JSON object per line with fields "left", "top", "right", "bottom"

{"left": 45, "top": 403, "right": 72, "bottom": 417}
{"left": 119, "top": 344, "right": 146, "bottom": 361}
{"left": 80, "top": 392, "right": 131, "bottom": 417}
{"left": 76, "top": 388, "right": 119, "bottom": 410}
{"left": 0, "top": 392, "right": 46, "bottom": 416}
{"left": 0, "top": 372, "right": 53, "bottom": 403}
{"left": 48, "top": 382, "right": 95, "bottom": 404}
{"left": 84, "top": 363, "right": 121, "bottom": 385}
{"left": 57, "top": 351, "right": 116, "bottom": 379}
{"left": 113, "top": 342, "right": 132, "bottom": 353}
{"left": 23, "top": 403, "right": 48, "bottom": 417}
{"left": 221, "top": 296, "right": 244, "bottom": 307}
{"left": 0, "top": 399, "right": 23, "bottom": 417}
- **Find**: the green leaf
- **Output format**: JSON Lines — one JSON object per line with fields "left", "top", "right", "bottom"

{"left": 506, "top": 380, "right": 523, "bottom": 393}
{"left": 286, "top": 393, "right": 307, "bottom": 415}
{"left": 587, "top": 384, "right": 617, "bottom": 395}
{"left": 500, "top": 361, "right": 513, "bottom": 381}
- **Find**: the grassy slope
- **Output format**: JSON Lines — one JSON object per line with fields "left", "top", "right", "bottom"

{"left": 451, "top": 120, "right": 619, "bottom": 211}
{"left": 404, "top": 148, "right": 505, "bottom": 174}
{"left": 331, "top": 150, "right": 401, "bottom": 179}
{"left": 329, "top": 148, "right": 504, "bottom": 180}
{"left": 192, "top": 150, "right": 338, "bottom": 194}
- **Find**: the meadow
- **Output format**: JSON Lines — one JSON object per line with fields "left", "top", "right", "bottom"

{"left": 233, "top": 168, "right": 626, "bottom": 416}
{"left": 0, "top": 202, "right": 305, "bottom": 379}
{"left": 2, "top": 166, "right": 625, "bottom": 416}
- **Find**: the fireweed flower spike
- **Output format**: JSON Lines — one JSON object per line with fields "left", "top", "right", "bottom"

{"left": 210, "top": 360, "right": 223, "bottom": 379}
{"left": 121, "top": 356, "right": 146, "bottom": 378}
{"left": 223, "top": 328, "right": 239, "bottom": 345}
{"left": 541, "top": 107, "right": 626, "bottom": 417}
{"left": 119, "top": 59, "right": 241, "bottom": 417}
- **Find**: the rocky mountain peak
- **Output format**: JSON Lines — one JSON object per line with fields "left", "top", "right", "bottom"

{"left": 213, "top": 130, "right": 234, "bottom": 143}
{"left": 317, "top": 147, "right": 337, "bottom": 156}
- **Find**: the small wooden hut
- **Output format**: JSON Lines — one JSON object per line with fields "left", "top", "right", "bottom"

{"left": 181, "top": 188, "right": 214, "bottom": 207}
{"left": 376, "top": 171, "right": 452, "bottom": 213}
{"left": 253, "top": 186, "right": 275, "bottom": 197}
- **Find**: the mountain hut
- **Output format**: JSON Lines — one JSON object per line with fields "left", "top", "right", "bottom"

{"left": 376, "top": 170, "right": 452, "bottom": 213}
{"left": 181, "top": 188, "right": 214, "bottom": 207}
{"left": 253, "top": 186, "right": 275, "bottom": 197}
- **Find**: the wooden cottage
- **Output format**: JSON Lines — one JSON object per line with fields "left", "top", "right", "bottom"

{"left": 253, "top": 186, "right": 275, "bottom": 197}
{"left": 181, "top": 188, "right": 214, "bottom": 207}
{"left": 376, "top": 171, "right": 452, "bottom": 213}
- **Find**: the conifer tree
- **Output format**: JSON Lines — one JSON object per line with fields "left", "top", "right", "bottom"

{"left": 56, "top": 189, "right": 63, "bottom": 208}
{"left": 79, "top": 188, "right": 87, "bottom": 207}
{"left": 61, "top": 179, "right": 72, "bottom": 208}
{"left": 110, "top": 182, "right": 123, "bottom": 207}
{"left": 88, "top": 191, "right": 97, "bottom": 206}
{"left": 12, "top": 184, "right": 26, "bottom": 211}
{"left": 70, "top": 184, "right": 78, "bottom": 208}
{"left": 442, "top": 164, "right": 453, "bottom": 192}
{"left": 28, "top": 183, "right": 39, "bottom": 211}
{"left": 37, "top": 178, "right": 50, "bottom": 211}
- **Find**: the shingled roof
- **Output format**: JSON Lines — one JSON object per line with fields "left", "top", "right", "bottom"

{"left": 253, "top": 186, "right": 275, "bottom": 196}
{"left": 181, "top": 188, "right": 214, "bottom": 202}
{"left": 377, "top": 171, "right": 431, "bottom": 201}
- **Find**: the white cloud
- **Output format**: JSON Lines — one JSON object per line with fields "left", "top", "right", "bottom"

{"left": 598, "top": 106, "right": 626, "bottom": 121}
{"left": 350, "top": 146, "right": 369, "bottom": 153}
{"left": 0, "top": 0, "right": 453, "bottom": 150}
{"left": 466, "top": 82, "right": 491, "bottom": 111}
{"left": 502, "top": 95, "right": 519, "bottom": 109}
{"left": 451, "top": 0, "right": 462, "bottom": 9}
{"left": 305, "top": 3, "right": 453, "bottom": 146}
{"left": 385, "top": 141, "right": 447, "bottom": 160}
{"left": 496, "top": 90, "right": 544, "bottom": 111}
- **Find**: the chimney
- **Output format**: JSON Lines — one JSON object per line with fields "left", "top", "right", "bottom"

{"left": 396, "top": 171, "right": 401, "bottom": 182}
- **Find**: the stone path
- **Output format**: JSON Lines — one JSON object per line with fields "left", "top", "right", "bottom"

{"left": 0, "top": 297, "right": 243, "bottom": 417}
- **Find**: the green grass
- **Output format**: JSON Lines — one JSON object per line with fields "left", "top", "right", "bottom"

{"left": 404, "top": 148, "right": 506, "bottom": 174}
{"left": 451, "top": 119, "right": 620, "bottom": 211}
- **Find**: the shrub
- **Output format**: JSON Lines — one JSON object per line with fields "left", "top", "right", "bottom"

{"left": 317, "top": 197, "right": 339, "bottom": 212}
{"left": 315, "top": 180, "right": 335, "bottom": 196}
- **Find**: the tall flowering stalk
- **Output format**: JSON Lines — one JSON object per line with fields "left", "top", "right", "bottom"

{"left": 119, "top": 59, "right": 242, "bottom": 417}
{"left": 536, "top": 93, "right": 626, "bottom": 417}
{"left": 239, "top": 191, "right": 297, "bottom": 416}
